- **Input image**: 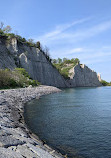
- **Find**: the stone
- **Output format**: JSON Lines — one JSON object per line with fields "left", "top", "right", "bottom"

{"left": 28, "top": 85, "right": 32, "bottom": 88}
{"left": 16, "top": 144, "right": 40, "bottom": 158}
{"left": 0, "top": 86, "right": 63, "bottom": 157}
{"left": 27, "top": 143, "right": 55, "bottom": 158}
{"left": 0, "top": 135, "right": 25, "bottom": 147}
{"left": 0, "top": 147, "right": 24, "bottom": 158}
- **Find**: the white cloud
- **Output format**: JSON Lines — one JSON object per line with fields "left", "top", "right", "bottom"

{"left": 33, "top": 18, "right": 111, "bottom": 73}
{"left": 69, "top": 48, "right": 85, "bottom": 53}
{"left": 35, "top": 19, "right": 111, "bottom": 46}
{"left": 51, "top": 46, "right": 111, "bottom": 64}
{"left": 44, "top": 18, "right": 90, "bottom": 38}
{"left": 35, "top": 17, "right": 91, "bottom": 44}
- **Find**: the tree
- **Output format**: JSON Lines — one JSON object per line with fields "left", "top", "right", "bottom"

{"left": 36, "top": 41, "right": 41, "bottom": 49}
{"left": 101, "top": 80, "right": 109, "bottom": 86}
{"left": 44, "top": 46, "right": 49, "bottom": 54}
{"left": 71, "top": 58, "right": 75, "bottom": 63}
{"left": 74, "top": 58, "right": 80, "bottom": 64}
{"left": 0, "top": 22, "right": 4, "bottom": 30}
{"left": 28, "top": 38, "right": 34, "bottom": 43}
{"left": 3, "top": 25, "right": 12, "bottom": 33}
{"left": 44, "top": 46, "right": 51, "bottom": 60}
{"left": 22, "top": 38, "right": 26, "bottom": 42}
{"left": 52, "top": 59, "right": 57, "bottom": 64}
{"left": 63, "top": 58, "right": 68, "bottom": 62}
{"left": 57, "top": 58, "right": 62, "bottom": 64}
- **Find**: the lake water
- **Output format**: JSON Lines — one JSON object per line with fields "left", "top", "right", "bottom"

{"left": 24, "top": 87, "right": 111, "bottom": 158}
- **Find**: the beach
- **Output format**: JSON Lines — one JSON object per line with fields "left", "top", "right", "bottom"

{"left": 0, "top": 85, "right": 64, "bottom": 158}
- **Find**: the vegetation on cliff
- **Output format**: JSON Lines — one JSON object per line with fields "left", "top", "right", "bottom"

{"left": 0, "top": 22, "right": 107, "bottom": 85}
{"left": 0, "top": 22, "right": 52, "bottom": 62}
{"left": 0, "top": 68, "right": 40, "bottom": 89}
{"left": 52, "top": 58, "right": 80, "bottom": 79}
{"left": 100, "top": 80, "right": 111, "bottom": 86}
{"left": 0, "top": 22, "right": 81, "bottom": 80}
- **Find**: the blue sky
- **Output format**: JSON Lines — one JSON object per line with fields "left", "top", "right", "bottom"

{"left": 0, "top": 0, "right": 111, "bottom": 81}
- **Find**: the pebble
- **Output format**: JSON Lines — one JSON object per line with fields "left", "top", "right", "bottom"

{"left": 0, "top": 86, "right": 63, "bottom": 158}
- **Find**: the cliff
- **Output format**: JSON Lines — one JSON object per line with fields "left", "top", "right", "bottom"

{"left": 68, "top": 64, "right": 102, "bottom": 87}
{"left": 0, "top": 36, "right": 102, "bottom": 87}
{"left": 0, "top": 37, "right": 67, "bottom": 87}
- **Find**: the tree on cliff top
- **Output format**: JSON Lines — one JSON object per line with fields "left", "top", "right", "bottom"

{"left": 0, "top": 22, "right": 4, "bottom": 30}
{"left": 52, "top": 58, "right": 80, "bottom": 79}
{"left": 3, "top": 25, "right": 12, "bottom": 33}
{"left": 36, "top": 41, "right": 41, "bottom": 49}
{"left": 28, "top": 38, "right": 34, "bottom": 43}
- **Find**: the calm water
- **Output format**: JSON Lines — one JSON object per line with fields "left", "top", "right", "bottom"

{"left": 24, "top": 87, "right": 111, "bottom": 158}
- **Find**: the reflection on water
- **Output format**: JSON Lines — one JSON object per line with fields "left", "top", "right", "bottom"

{"left": 24, "top": 87, "right": 111, "bottom": 158}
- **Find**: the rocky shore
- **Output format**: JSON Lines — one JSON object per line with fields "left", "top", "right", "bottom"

{"left": 0, "top": 85, "right": 64, "bottom": 158}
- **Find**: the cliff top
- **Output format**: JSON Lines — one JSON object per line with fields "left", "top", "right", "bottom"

{"left": 52, "top": 58, "right": 80, "bottom": 79}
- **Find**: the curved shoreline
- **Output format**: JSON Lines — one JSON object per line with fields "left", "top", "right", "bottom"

{"left": 0, "top": 85, "right": 64, "bottom": 158}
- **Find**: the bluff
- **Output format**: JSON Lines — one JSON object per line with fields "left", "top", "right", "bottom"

{"left": 0, "top": 37, "right": 101, "bottom": 87}
{"left": 69, "top": 64, "right": 101, "bottom": 87}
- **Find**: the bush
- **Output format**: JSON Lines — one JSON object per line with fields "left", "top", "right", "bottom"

{"left": 9, "top": 78, "right": 18, "bottom": 87}
{"left": 0, "top": 69, "right": 18, "bottom": 88}
{"left": 7, "top": 33, "right": 15, "bottom": 38}
{"left": 60, "top": 68, "right": 70, "bottom": 79}
{"left": 15, "top": 68, "right": 30, "bottom": 78}
{"left": 0, "top": 68, "right": 40, "bottom": 89}
{"left": 36, "top": 41, "right": 40, "bottom": 49}
{"left": 52, "top": 58, "right": 80, "bottom": 79}
{"left": 101, "top": 80, "right": 109, "bottom": 86}
{"left": 0, "top": 30, "right": 5, "bottom": 35}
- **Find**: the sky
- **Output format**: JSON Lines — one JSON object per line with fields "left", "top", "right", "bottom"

{"left": 0, "top": 0, "right": 111, "bottom": 81}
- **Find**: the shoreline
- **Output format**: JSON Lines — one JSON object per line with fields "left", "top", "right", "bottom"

{"left": 0, "top": 85, "right": 64, "bottom": 158}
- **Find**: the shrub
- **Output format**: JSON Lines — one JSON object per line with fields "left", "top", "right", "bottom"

{"left": 36, "top": 41, "right": 40, "bottom": 49}
{"left": 101, "top": 80, "right": 109, "bottom": 86}
{"left": 52, "top": 58, "right": 80, "bottom": 79}
{"left": 7, "top": 33, "right": 15, "bottom": 38}
{"left": 0, "top": 69, "right": 18, "bottom": 88}
{"left": 14, "top": 68, "right": 30, "bottom": 78}
{"left": 0, "top": 68, "right": 40, "bottom": 89}
{"left": 9, "top": 78, "right": 18, "bottom": 87}
{"left": 0, "top": 30, "right": 5, "bottom": 35}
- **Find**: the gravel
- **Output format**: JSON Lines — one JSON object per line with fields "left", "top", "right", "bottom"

{"left": 0, "top": 86, "right": 64, "bottom": 158}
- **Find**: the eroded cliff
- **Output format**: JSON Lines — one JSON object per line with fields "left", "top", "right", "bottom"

{"left": 0, "top": 37, "right": 67, "bottom": 87}
{"left": 0, "top": 37, "right": 102, "bottom": 87}
{"left": 69, "top": 64, "right": 101, "bottom": 87}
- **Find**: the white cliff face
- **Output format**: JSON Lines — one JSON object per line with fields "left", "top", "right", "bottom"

{"left": 7, "top": 37, "right": 18, "bottom": 54}
{"left": 0, "top": 37, "right": 102, "bottom": 87}
{"left": 0, "top": 37, "right": 17, "bottom": 69}
{"left": 97, "top": 73, "right": 101, "bottom": 81}
{"left": 68, "top": 64, "right": 102, "bottom": 87}
{"left": 19, "top": 47, "right": 67, "bottom": 87}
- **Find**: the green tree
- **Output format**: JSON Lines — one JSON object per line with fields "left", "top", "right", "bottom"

{"left": 44, "top": 46, "right": 51, "bottom": 61}
{"left": 28, "top": 38, "right": 34, "bottom": 43}
{"left": 36, "top": 41, "right": 41, "bottom": 49}
{"left": 63, "top": 58, "right": 67, "bottom": 62}
{"left": 74, "top": 58, "right": 80, "bottom": 65}
{"left": 52, "top": 59, "right": 57, "bottom": 64}
{"left": 3, "top": 25, "right": 12, "bottom": 33}
{"left": 71, "top": 58, "right": 75, "bottom": 63}
{"left": 101, "top": 80, "right": 109, "bottom": 86}
{"left": 0, "top": 22, "right": 4, "bottom": 30}
{"left": 57, "top": 58, "right": 62, "bottom": 64}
